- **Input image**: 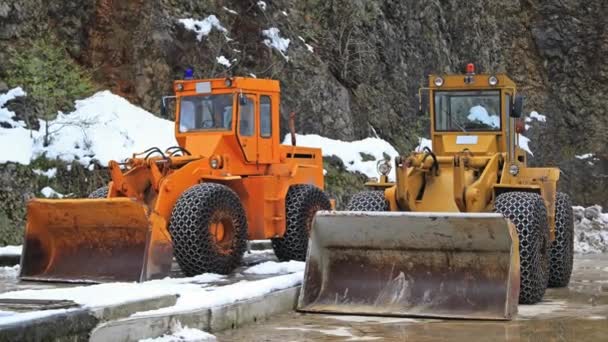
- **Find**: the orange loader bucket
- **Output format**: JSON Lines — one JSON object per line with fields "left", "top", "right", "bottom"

{"left": 20, "top": 199, "right": 173, "bottom": 283}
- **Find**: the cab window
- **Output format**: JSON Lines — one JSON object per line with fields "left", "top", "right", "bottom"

{"left": 239, "top": 97, "right": 254, "bottom": 136}
{"left": 434, "top": 90, "right": 501, "bottom": 131}
{"left": 179, "top": 94, "right": 233, "bottom": 132}
{"left": 260, "top": 96, "right": 272, "bottom": 138}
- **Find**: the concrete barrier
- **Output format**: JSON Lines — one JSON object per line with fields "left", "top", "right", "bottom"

{"left": 90, "top": 286, "right": 300, "bottom": 341}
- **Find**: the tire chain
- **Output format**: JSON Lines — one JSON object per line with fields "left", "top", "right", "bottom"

{"left": 169, "top": 183, "right": 247, "bottom": 276}
{"left": 548, "top": 192, "right": 574, "bottom": 287}
{"left": 88, "top": 186, "right": 109, "bottom": 198}
{"left": 495, "top": 191, "right": 550, "bottom": 304}
{"left": 346, "top": 191, "right": 389, "bottom": 211}
{"left": 272, "top": 185, "right": 331, "bottom": 261}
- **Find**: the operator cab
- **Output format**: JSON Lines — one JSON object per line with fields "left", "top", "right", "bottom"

{"left": 161, "top": 74, "right": 281, "bottom": 166}
{"left": 424, "top": 64, "right": 524, "bottom": 156}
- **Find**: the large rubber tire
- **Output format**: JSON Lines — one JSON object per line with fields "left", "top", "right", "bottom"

{"left": 88, "top": 186, "right": 109, "bottom": 198}
{"left": 548, "top": 192, "right": 574, "bottom": 287}
{"left": 271, "top": 185, "right": 331, "bottom": 261}
{"left": 495, "top": 191, "right": 550, "bottom": 304}
{"left": 346, "top": 191, "right": 389, "bottom": 211}
{"left": 169, "top": 183, "right": 248, "bottom": 276}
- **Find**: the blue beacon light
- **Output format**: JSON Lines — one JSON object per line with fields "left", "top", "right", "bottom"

{"left": 184, "top": 68, "right": 194, "bottom": 80}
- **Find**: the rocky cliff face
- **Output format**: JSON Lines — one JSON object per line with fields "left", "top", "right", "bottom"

{"left": 1, "top": 0, "right": 606, "bottom": 208}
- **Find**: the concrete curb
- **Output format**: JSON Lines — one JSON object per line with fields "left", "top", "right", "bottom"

{"left": 0, "top": 308, "right": 98, "bottom": 342}
{"left": 90, "top": 286, "right": 300, "bottom": 341}
{"left": 0, "top": 294, "right": 178, "bottom": 342}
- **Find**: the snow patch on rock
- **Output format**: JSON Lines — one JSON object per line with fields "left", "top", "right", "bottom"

{"left": 178, "top": 16, "right": 227, "bottom": 41}
{"left": 284, "top": 134, "right": 399, "bottom": 179}
{"left": 262, "top": 28, "right": 290, "bottom": 60}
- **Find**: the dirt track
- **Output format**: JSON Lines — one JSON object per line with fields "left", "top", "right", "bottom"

{"left": 217, "top": 253, "right": 608, "bottom": 341}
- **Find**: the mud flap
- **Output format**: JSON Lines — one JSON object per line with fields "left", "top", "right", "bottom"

{"left": 298, "top": 211, "right": 520, "bottom": 320}
{"left": 20, "top": 199, "right": 173, "bottom": 283}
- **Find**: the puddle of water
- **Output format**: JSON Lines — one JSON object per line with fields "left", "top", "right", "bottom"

{"left": 324, "top": 315, "right": 422, "bottom": 324}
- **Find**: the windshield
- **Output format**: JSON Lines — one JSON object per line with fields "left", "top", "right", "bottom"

{"left": 434, "top": 90, "right": 501, "bottom": 131}
{"left": 179, "top": 94, "right": 233, "bottom": 132}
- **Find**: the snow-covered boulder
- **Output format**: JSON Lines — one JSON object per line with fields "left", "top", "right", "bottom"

{"left": 574, "top": 205, "right": 608, "bottom": 254}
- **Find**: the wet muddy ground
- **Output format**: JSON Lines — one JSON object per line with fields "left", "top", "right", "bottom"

{"left": 217, "top": 253, "right": 608, "bottom": 342}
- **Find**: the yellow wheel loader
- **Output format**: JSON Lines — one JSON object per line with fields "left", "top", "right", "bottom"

{"left": 298, "top": 64, "right": 575, "bottom": 320}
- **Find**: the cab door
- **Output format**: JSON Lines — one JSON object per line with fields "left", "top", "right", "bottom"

{"left": 256, "top": 95, "right": 274, "bottom": 164}
{"left": 237, "top": 94, "right": 258, "bottom": 163}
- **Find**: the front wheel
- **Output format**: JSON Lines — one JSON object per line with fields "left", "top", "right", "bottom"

{"left": 495, "top": 191, "right": 550, "bottom": 304}
{"left": 169, "top": 183, "right": 248, "bottom": 275}
{"left": 271, "top": 185, "right": 331, "bottom": 261}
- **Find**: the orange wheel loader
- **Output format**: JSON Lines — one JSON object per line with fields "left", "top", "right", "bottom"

{"left": 20, "top": 77, "right": 331, "bottom": 283}
{"left": 298, "top": 64, "right": 574, "bottom": 320}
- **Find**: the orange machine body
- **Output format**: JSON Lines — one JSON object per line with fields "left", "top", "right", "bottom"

{"left": 20, "top": 77, "right": 324, "bottom": 282}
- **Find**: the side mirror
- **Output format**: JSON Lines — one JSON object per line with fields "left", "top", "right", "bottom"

{"left": 160, "top": 98, "right": 167, "bottom": 117}
{"left": 511, "top": 95, "right": 524, "bottom": 118}
{"left": 239, "top": 93, "right": 248, "bottom": 106}
{"left": 418, "top": 89, "right": 429, "bottom": 116}
{"left": 160, "top": 96, "right": 176, "bottom": 119}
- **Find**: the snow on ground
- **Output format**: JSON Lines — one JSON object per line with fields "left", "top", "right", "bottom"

{"left": 140, "top": 321, "right": 216, "bottom": 342}
{"left": 285, "top": 134, "right": 399, "bottom": 179}
{"left": 573, "top": 205, "right": 608, "bottom": 254}
{"left": 0, "top": 87, "right": 32, "bottom": 164}
{"left": 0, "top": 89, "right": 176, "bottom": 166}
{"left": 178, "top": 16, "right": 227, "bottom": 41}
{"left": 0, "top": 265, "right": 19, "bottom": 279}
{"left": 134, "top": 272, "right": 302, "bottom": 317}
{"left": 0, "top": 245, "right": 21, "bottom": 256}
{"left": 262, "top": 28, "right": 290, "bottom": 60}
{"left": 243, "top": 260, "right": 304, "bottom": 275}
{"left": 216, "top": 55, "right": 232, "bottom": 67}
{"left": 576, "top": 153, "right": 594, "bottom": 160}
{"left": 0, "top": 260, "right": 303, "bottom": 324}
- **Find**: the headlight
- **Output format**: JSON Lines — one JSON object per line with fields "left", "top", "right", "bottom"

{"left": 225, "top": 78, "right": 233, "bottom": 87}
{"left": 434, "top": 77, "right": 444, "bottom": 87}
{"left": 377, "top": 160, "right": 391, "bottom": 176}
{"left": 488, "top": 75, "right": 498, "bottom": 86}
{"left": 509, "top": 164, "right": 519, "bottom": 176}
{"left": 176, "top": 83, "right": 184, "bottom": 91}
{"left": 209, "top": 155, "right": 223, "bottom": 169}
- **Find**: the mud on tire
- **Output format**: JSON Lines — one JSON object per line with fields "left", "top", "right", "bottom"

{"left": 169, "top": 183, "right": 247, "bottom": 276}
{"left": 272, "top": 185, "right": 331, "bottom": 261}
{"left": 548, "top": 192, "right": 574, "bottom": 287}
{"left": 346, "top": 191, "right": 389, "bottom": 211}
{"left": 88, "top": 186, "right": 109, "bottom": 198}
{"left": 495, "top": 191, "right": 550, "bottom": 304}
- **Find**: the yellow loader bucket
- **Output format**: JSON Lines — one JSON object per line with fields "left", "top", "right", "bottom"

{"left": 298, "top": 211, "right": 520, "bottom": 320}
{"left": 20, "top": 199, "right": 173, "bottom": 283}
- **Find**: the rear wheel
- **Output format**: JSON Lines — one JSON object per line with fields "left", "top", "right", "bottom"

{"left": 495, "top": 191, "right": 550, "bottom": 304}
{"left": 88, "top": 186, "right": 108, "bottom": 198}
{"left": 346, "top": 191, "right": 389, "bottom": 211}
{"left": 169, "top": 183, "right": 247, "bottom": 275}
{"left": 548, "top": 192, "right": 574, "bottom": 287}
{"left": 272, "top": 185, "right": 331, "bottom": 261}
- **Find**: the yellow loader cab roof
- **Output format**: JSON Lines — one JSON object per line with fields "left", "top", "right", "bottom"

{"left": 428, "top": 73, "right": 516, "bottom": 89}
{"left": 173, "top": 77, "right": 280, "bottom": 94}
